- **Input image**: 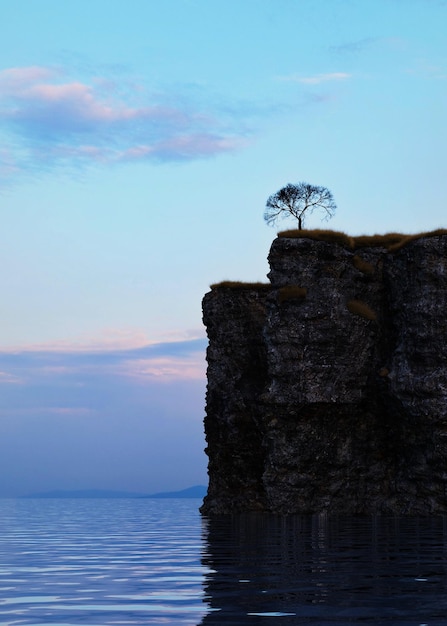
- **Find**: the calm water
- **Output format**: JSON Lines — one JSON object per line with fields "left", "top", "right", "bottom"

{"left": 1, "top": 500, "right": 447, "bottom": 625}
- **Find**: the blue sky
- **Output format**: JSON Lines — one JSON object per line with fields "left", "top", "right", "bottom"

{"left": 0, "top": 0, "right": 446, "bottom": 496}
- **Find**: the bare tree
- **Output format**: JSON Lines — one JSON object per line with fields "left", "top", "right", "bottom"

{"left": 264, "top": 182, "right": 336, "bottom": 230}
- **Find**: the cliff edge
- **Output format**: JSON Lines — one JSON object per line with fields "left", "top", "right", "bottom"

{"left": 201, "top": 230, "right": 447, "bottom": 515}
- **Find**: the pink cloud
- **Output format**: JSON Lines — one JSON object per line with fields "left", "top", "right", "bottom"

{"left": 45, "top": 407, "right": 96, "bottom": 417}
{"left": 154, "top": 133, "right": 249, "bottom": 157}
{"left": 20, "top": 81, "right": 153, "bottom": 124}
{"left": 0, "top": 327, "right": 205, "bottom": 354}
{"left": 6, "top": 81, "right": 153, "bottom": 136}
{"left": 0, "top": 65, "right": 249, "bottom": 177}
{"left": 119, "top": 354, "right": 206, "bottom": 383}
{"left": 46, "top": 144, "right": 113, "bottom": 163}
{"left": 117, "top": 134, "right": 249, "bottom": 161}
{"left": 0, "top": 331, "right": 207, "bottom": 385}
{"left": 0, "top": 66, "right": 55, "bottom": 91}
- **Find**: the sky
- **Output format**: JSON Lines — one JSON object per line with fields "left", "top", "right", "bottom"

{"left": 0, "top": 0, "right": 446, "bottom": 496}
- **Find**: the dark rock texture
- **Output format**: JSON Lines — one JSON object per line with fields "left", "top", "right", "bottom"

{"left": 201, "top": 234, "right": 447, "bottom": 514}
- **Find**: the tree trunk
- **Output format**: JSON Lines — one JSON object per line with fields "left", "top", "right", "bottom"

{"left": 298, "top": 216, "right": 302, "bottom": 230}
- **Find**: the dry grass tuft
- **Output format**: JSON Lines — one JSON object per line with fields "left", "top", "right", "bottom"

{"left": 352, "top": 255, "right": 375, "bottom": 275}
{"left": 278, "top": 228, "right": 447, "bottom": 251}
{"left": 351, "top": 233, "right": 405, "bottom": 249}
{"left": 210, "top": 281, "right": 271, "bottom": 290}
{"left": 278, "top": 285, "right": 307, "bottom": 303}
{"left": 347, "top": 299, "right": 377, "bottom": 321}
{"left": 278, "top": 229, "right": 353, "bottom": 248}
{"left": 387, "top": 228, "right": 447, "bottom": 252}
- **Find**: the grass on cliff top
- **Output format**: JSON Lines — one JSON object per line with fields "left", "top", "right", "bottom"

{"left": 210, "top": 280, "right": 271, "bottom": 290}
{"left": 277, "top": 228, "right": 447, "bottom": 250}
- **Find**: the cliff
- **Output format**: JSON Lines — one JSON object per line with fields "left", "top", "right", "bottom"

{"left": 201, "top": 230, "right": 447, "bottom": 515}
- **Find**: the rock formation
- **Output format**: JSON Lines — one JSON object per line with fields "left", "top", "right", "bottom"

{"left": 201, "top": 231, "right": 447, "bottom": 514}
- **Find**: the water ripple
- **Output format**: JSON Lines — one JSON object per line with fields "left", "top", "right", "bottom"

{"left": 3, "top": 501, "right": 447, "bottom": 625}
{"left": 0, "top": 498, "right": 208, "bottom": 625}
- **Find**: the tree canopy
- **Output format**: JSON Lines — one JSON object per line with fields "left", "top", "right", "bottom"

{"left": 264, "top": 182, "right": 336, "bottom": 230}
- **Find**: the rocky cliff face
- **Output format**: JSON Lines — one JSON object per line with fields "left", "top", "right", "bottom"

{"left": 201, "top": 233, "right": 447, "bottom": 515}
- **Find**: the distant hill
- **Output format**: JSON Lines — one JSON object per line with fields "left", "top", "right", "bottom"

{"left": 142, "top": 485, "right": 207, "bottom": 499}
{"left": 21, "top": 485, "right": 207, "bottom": 499}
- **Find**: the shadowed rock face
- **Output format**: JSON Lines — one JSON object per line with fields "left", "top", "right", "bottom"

{"left": 201, "top": 235, "right": 447, "bottom": 515}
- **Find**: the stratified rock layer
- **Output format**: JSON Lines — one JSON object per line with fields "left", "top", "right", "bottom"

{"left": 201, "top": 234, "right": 447, "bottom": 514}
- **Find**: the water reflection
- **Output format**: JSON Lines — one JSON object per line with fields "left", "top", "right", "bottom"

{"left": 200, "top": 514, "right": 447, "bottom": 624}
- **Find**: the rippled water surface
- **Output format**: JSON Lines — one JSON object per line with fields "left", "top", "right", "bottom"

{"left": 1, "top": 500, "right": 447, "bottom": 625}
{"left": 0, "top": 498, "right": 207, "bottom": 625}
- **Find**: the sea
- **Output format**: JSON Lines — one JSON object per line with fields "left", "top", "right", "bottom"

{"left": 1, "top": 498, "right": 447, "bottom": 625}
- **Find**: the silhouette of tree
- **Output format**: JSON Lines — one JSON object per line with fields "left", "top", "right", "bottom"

{"left": 264, "top": 182, "right": 336, "bottom": 230}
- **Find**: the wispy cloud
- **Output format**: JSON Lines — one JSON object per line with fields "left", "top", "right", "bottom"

{"left": 1, "top": 327, "right": 205, "bottom": 354}
{"left": 0, "top": 371, "right": 23, "bottom": 385}
{"left": 121, "top": 355, "right": 206, "bottom": 382}
{"left": 406, "top": 59, "right": 447, "bottom": 79}
{"left": 329, "top": 38, "right": 379, "bottom": 55}
{"left": 277, "top": 72, "right": 351, "bottom": 85}
{"left": 329, "top": 36, "right": 409, "bottom": 56}
{"left": 0, "top": 65, "right": 250, "bottom": 182}
{"left": 0, "top": 332, "right": 208, "bottom": 496}
{"left": 0, "top": 333, "right": 207, "bottom": 384}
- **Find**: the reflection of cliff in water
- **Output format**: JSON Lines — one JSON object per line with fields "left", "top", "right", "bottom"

{"left": 200, "top": 514, "right": 447, "bottom": 624}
